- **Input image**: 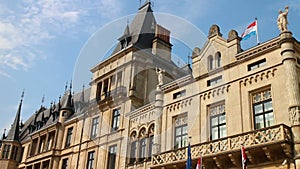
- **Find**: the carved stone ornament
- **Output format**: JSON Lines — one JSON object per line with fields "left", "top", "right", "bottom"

{"left": 209, "top": 24, "right": 222, "bottom": 38}
{"left": 289, "top": 106, "right": 300, "bottom": 125}
{"left": 192, "top": 47, "right": 201, "bottom": 57}
{"left": 227, "top": 30, "right": 239, "bottom": 41}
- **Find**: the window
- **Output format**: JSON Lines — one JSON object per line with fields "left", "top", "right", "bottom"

{"left": 10, "top": 146, "right": 18, "bottom": 161}
{"left": 148, "top": 135, "right": 154, "bottom": 158}
{"left": 216, "top": 52, "right": 222, "bottom": 68}
{"left": 91, "top": 117, "right": 99, "bottom": 139}
{"left": 107, "top": 145, "right": 117, "bottom": 169}
{"left": 30, "top": 138, "right": 38, "bottom": 156}
{"left": 129, "top": 141, "right": 137, "bottom": 164}
{"left": 2, "top": 144, "right": 10, "bottom": 159}
{"left": 62, "top": 158, "right": 68, "bottom": 169}
{"left": 252, "top": 89, "right": 274, "bottom": 129}
{"left": 174, "top": 114, "right": 188, "bottom": 149}
{"left": 208, "top": 55, "right": 214, "bottom": 70}
{"left": 139, "top": 138, "right": 147, "bottom": 162}
{"left": 65, "top": 127, "right": 73, "bottom": 148}
{"left": 209, "top": 103, "right": 226, "bottom": 140}
{"left": 86, "top": 151, "right": 95, "bottom": 169}
{"left": 96, "top": 82, "right": 102, "bottom": 101}
{"left": 173, "top": 90, "right": 186, "bottom": 99}
{"left": 111, "top": 109, "right": 120, "bottom": 131}
{"left": 248, "top": 58, "right": 266, "bottom": 71}
{"left": 46, "top": 131, "right": 55, "bottom": 151}
{"left": 207, "top": 76, "right": 222, "bottom": 86}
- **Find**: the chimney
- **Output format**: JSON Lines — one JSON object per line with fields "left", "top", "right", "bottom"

{"left": 152, "top": 24, "right": 172, "bottom": 62}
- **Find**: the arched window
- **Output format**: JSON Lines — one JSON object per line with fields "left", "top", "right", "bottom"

{"left": 208, "top": 55, "right": 214, "bottom": 70}
{"left": 148, "top": 124, "right": 155, "bottom": 159}
{"left": 129, "top": 131, "right": 137, "bottom": 165}
{"left": 138, "top": 128, "right": 147, "bottom": 162}
{"left": 215, "top": 52, "right": 222, "bottom": 68}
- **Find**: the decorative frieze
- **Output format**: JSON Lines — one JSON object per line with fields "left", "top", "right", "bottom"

{"left": 166, "top": 98, "right": 192, "bottom": 112}
{"left": 239, "top": 68, "right": 277, "bottom": 86}
{"left": 200, "top": 85, "right": 230, "bottom": 100}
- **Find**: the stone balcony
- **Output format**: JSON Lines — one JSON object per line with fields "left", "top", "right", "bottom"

{"left": 151, "top": 124, "right": 292, "bottom": 168}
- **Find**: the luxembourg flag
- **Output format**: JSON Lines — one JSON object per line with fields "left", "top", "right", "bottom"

{"left": 241, "top": 19, "right": 258, "bottom": 43}
{"left": 241, "top": 146, "right": 248, "bottom": 169}
{"left": 195, "top": 155, "right": 202, "bottom": 169}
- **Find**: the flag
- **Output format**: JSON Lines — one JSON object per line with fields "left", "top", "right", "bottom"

{"left": 195, "top": 155, "right": 202, "bottom": 169}
{"left": 186, "top": 143, "right": 192, "bottom": 169}
{"left": 241, "top": 20, "right": 257, "bottom": 41}
{"left": 241, "top": 146, "right": 247, "bottom": 169}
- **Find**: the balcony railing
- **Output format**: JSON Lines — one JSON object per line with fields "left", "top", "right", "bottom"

{"left": 151, "top": 124, "right": 292, "bottom": 167}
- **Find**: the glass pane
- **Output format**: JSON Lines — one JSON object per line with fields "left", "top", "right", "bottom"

{"left": 219, "top": 125, "right": 226, "bottom": 138}
{"left": 182, "top": 125, "right": 187, "bottom": 135}
{"left": 211, "top": 127, "right": 218, "bottom": 140}
{"left": 175, "top": 138, "right": 181, "bottom": 148}
{"left": 254, "top": 104, "right": 263, "bottom": 114}
{"left": 264, "top": 101, "right": 273, "bottom": 111}
{"left": 255, "top": 115, "right": 264, "bottom": 129}
{"left": 175, "top": 127, "right": 181, "bottom": 135}
{"left": 211, "top": 117, "right": 218, "bottom": 126}
{"left": 182, "top": 135, "right": 188, "bottom": 147}
{"left": 265, "top": 113, "right": 274, "bottom": 127}
{"left": 219, "top": 114, "right": 226, "bottom": 124}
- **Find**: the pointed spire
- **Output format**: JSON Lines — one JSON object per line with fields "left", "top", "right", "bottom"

{"left": 61, "top": 87, "right": 74, "bottom": 113}
{"left": 5, "top": 90, "right": 24, "bottom": 142}
{"left": 65, "top": 81, "right": 68, "bottom": 93}
{"left": 2, "top": 129, "right": 6, "bottom": 140}
{"left": 69, "top": 80, "right": 73, "bottom": 93}
{"left": 80, "top": 84, "right": 85, "bottom": 103}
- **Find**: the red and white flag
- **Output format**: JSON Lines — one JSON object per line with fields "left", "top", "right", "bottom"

{"left": 195, "top": 155, "right": 202, "bottom": 169}
{"left": 241, "top": 146, "right": 247, "bottom": 169}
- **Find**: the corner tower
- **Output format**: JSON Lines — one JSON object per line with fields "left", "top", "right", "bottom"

{"left": 0, "top": 91, "right": 24, "bottom": 169}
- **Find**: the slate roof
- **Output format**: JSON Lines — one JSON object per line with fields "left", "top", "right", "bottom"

{"left": 112, "top": 2, "right": 157, "bottom": 55}
{"left": 16, "top": 88, "right": 91, "bottom": 142}
{"left": 5, "top": 99, "right": 22, "bottom": 141}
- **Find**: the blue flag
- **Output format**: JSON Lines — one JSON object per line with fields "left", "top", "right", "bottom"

{"left": 186, "top": 143, "right": 192, "bottom": 169}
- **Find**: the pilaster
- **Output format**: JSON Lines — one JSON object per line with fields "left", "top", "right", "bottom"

{"left": 280, "top": 31, "right": 300, "bottom": 168}
{"left": 153, "top": 86, "right": 163, "bottom": 154}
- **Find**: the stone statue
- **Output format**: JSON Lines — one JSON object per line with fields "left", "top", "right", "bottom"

{"left": 277, "top": 6, "right": 289, "bottom": 32}
{"left": 156, "top": 68, "right": 165, "bottom": 86}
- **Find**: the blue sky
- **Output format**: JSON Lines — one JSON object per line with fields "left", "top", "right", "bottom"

{"left": 0, "top": 0, "right": 299, "bottom": 134}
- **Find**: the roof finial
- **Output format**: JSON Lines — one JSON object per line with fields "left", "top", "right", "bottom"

{"left": 69, "top": 80, "right": 73, "bottom": 93}
{"left": 21, "top": 89, "right": 25, "bottom": 102}
{"left": 41, "top": 94, "right": 45, "bottom": 107}
{"left": 2, "top": 128, "right": 6, "bottom": 139}
{"left": 65, "top": 81, "right": 68, "bottom": 93}
{"left": 187, "top": 52, "right": 191, "bottom": 65}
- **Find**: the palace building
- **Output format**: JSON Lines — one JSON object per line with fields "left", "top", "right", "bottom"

{"left": 1, "top": 2, "right": 300, "bottom": 169}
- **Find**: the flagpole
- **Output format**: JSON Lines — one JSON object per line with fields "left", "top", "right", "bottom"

{"left": 255, "top": 17, "right": 260, "bottom": 45}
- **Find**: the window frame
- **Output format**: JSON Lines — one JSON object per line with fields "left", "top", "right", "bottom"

{"left": 90, "top": 116, "right": 99, "bottom": 139}
{"left": 107, "top": 145, "right": 117, "bottom": 169}
{"left": 111, "top": 108, "right": 121, "bottom": 131}
{"left": 65, "top": 127, "right": 73, "bottom": 148}
{"left": 62, "top": 158, "right": 68, "bottom": 169}
{"left": 86, "top": 151, "right": 95, "bottom": 169}
{"left": 247, "top": 58, "right": 266, "bottom": 71}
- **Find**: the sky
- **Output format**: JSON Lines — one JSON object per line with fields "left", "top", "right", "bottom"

{"left": 0, "top": 0, "right": 299, "bottom": 135}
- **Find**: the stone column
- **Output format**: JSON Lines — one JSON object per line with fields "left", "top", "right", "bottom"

{"left": 280, "top": 31, "right": 300, "bottom": 168}
{"left": 153, "top": 86, "right": 163, "bottom": 154}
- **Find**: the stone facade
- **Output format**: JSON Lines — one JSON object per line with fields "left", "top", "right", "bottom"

{"left": 1, "top": 2, "right": 300, "bottom": 169}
